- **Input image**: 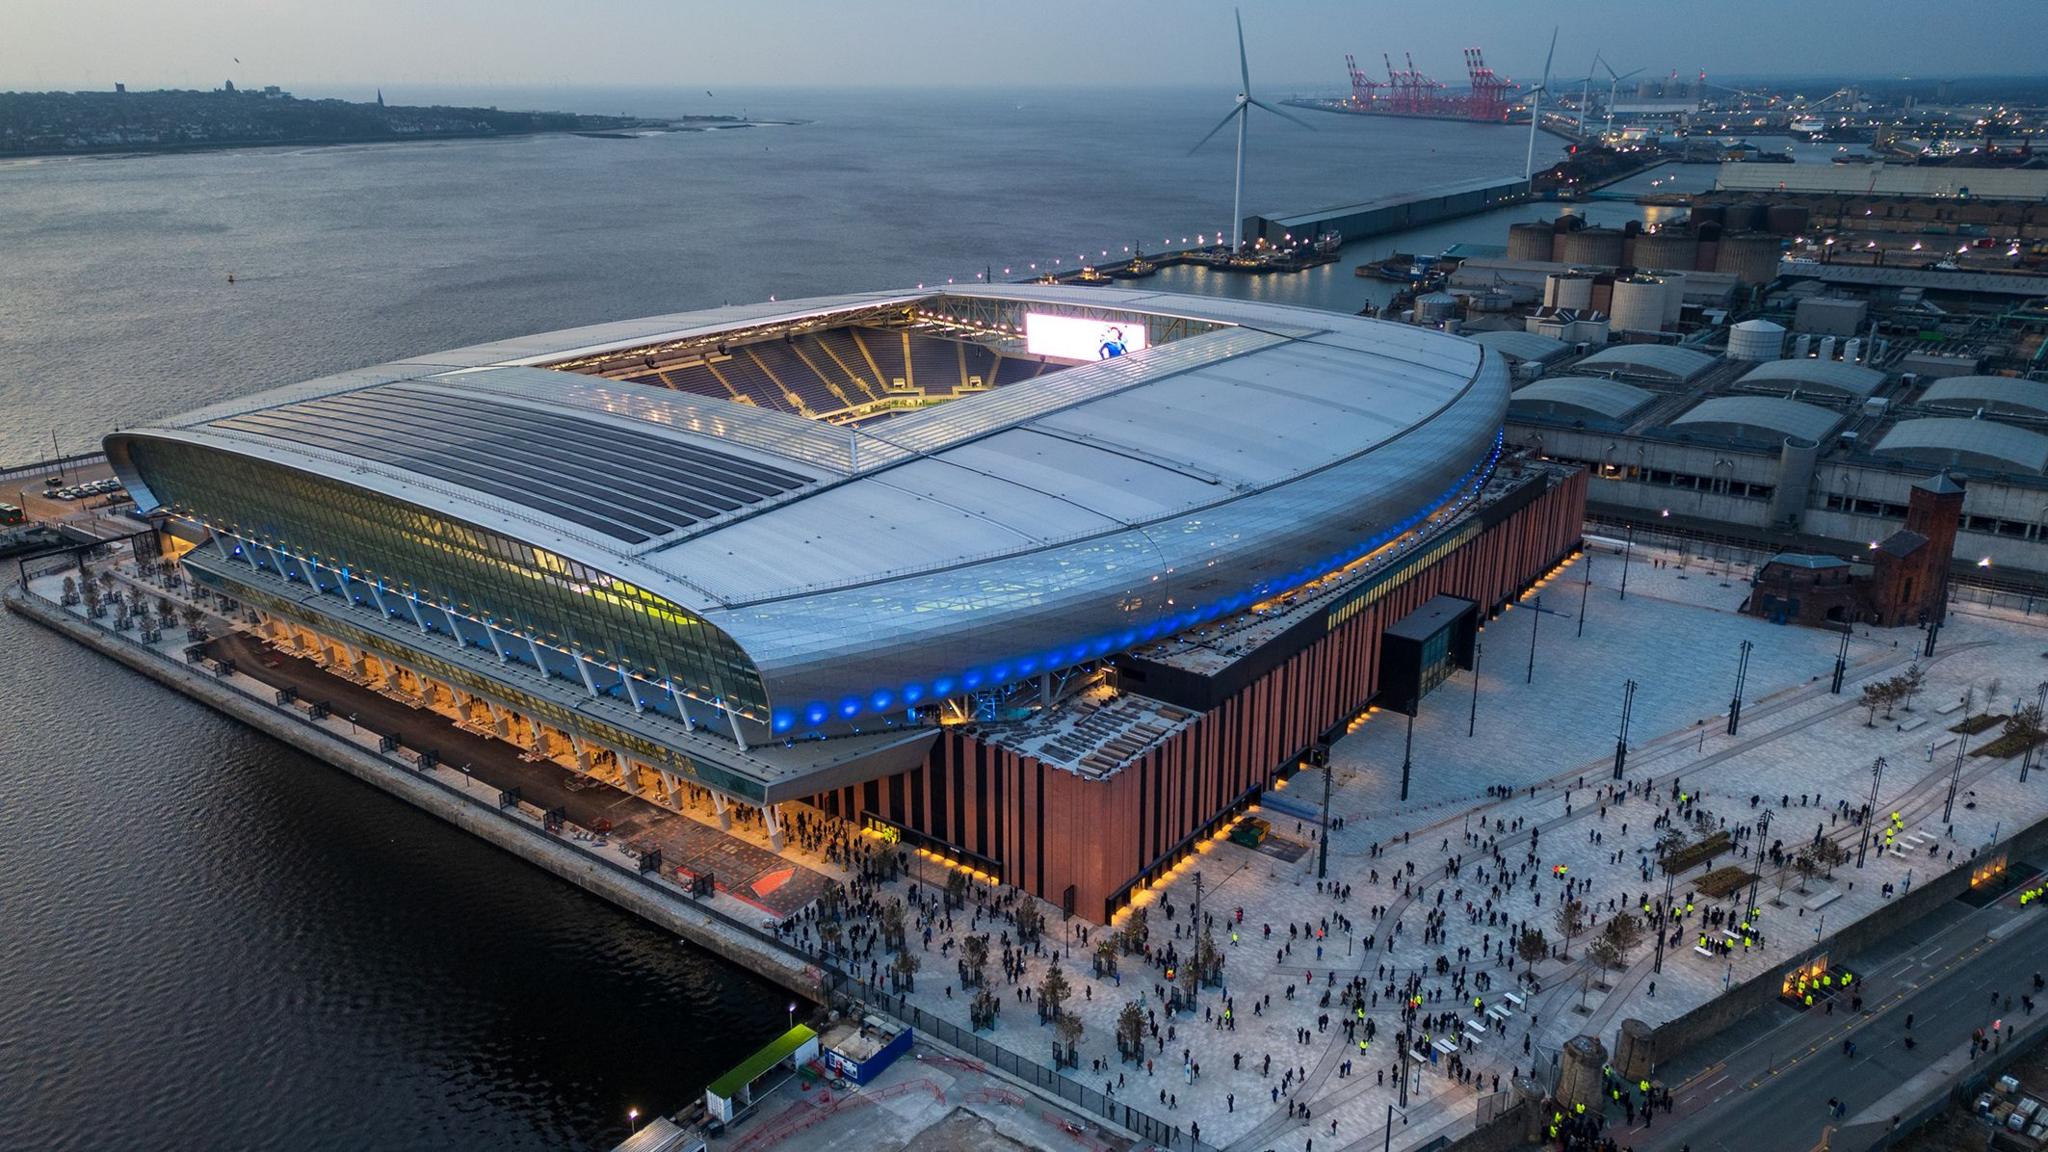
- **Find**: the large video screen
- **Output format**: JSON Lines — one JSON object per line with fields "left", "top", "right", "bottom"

{"left": 1023, "top": 313, "right": 1148, "bottom": 362}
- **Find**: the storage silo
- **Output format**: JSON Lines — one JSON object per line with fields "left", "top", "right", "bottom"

{"left": 1507, "top": 221, "right": 1555, "bottom": 263}
{"left": 1819, "top": 335, "right": 1837, "bottom": 362}
{"left": 1765, "top": 204, "right": 1811, "bottom": 236}
{"left": 1608, "top": 275, "right": 1668, "bottom": 334}
{"left": 1792, "top": 333, "right": 1812, "bottom": 359}
{"left": 1724, "top": 201, "right": 1767, "bottom": 231}
{"left": 1631, "top": 230, "right": 1699, "bottom": 271}
{"left": 1560, "top": 227, "right": 1626, "bottom": 267}
{"left": 1544, "top": 272, "right": 1595, "bottom": 310}
{"left": 1727, "top": 318, "right": 1786, "bottom": 361}
{"left": 1413, "top": 291, "right": 1457, "bottom": 325}
{"left": 1714, "top": 232, "right": 1783, "bottom": 284}
{"left": 1654, "top": 271, "right": 1687, "bottom": 324}
{"left": 1843, "top": 337, "right": 1863, "bottom": 364}
{"left": 1690, "top": 203, "right": 1728, "bottom": 229}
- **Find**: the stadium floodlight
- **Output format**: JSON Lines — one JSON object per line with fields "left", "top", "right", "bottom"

{"left": 1600, "top": 56, "right": 1645, "bottom": 139}
{"left": 1189, "top": 7, "right": 1312, "bottom": 252}
{"left": 1523, "top": 26, "right": 1558, "bottom": 182}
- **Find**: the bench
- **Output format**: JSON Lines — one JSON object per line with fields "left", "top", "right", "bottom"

{"left": 1937, "top": 699, "right": 1966, "bottom": 716}
{"left": 1503, "top": 992, "right": 1526, "bottom": 1009}
{"left": 1486, "top": 1004, "right": 1513, "bottom": 1025}
{"left": 1694, "top": 944, "right": 1717, "bottom": 957}
{"left": 1465, "top": 1016, "right": 1489, "bottom": 1034}
{"left": 1433, "top": 1038, "right": 1458, "bottom": 1056}
{"left": 1803, "top": 889, "right": 1843, "bottom": 912}
{"left": 1897, "top": 717, "right": 1927, "bottom": 733}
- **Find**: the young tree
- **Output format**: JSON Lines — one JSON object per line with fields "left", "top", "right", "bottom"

{"left": 1093, "top": 935, "right": 1119, "bottom": 978}
{"left": 890, "top": 947, "right": 920, "bottom": 993}
{"left": 1116, "top": 1000, "right": 1147, "bottom": 1061}
{"left": 944, "top": 869, "right": 969, "bottom": 911}
{"left": 962, "top": 934, "right": 990, "bottom": 988}
{"left": 1792, "top": 846, "right": 1821, "bottom": 894}
{"left": 181, "top": 605, "right": 204, "bottom": 630}
{"left": 157, "top": 595, "right": 176, "bottom": 620}
{"left": 1116, "top": 908, "right": 1150, "bottom": 956}
{"left": 1516, "top": 927, "right": 1550, "bottom": 968}
{"left": 880, "top": 900, "right": 907, "bottom": 951}
{"left": 1038, "top": 963, "right": 1072, "bottom": 1022}
{"left": 1900, "top": 662, "right": 1925, "bottom": 710}
{"left": 1879, "top": 678, "right": 1903, "bottom": 721}
{"left": 1597, "top": 911, "right": 1646, "bottom": 969}
{"left": 1195, "top": 924, "right": 1225, "bottom": 988}
{"left": 971, "top": 985, "right": 1001, "bottom": 1031}
{"left": 1014, "top": 898, "right": 1045, "bottom": 947}
{"left": 1177, "top": 955, "right": 1201, "bottom": 1001}
{"left": 1810, "top": 837, "right": 1848, "bottom": 879}
{"left": 61, "top": 575, "right": 77, "bottom": 603}
{"left": 1585, "top": 937, "right": 1623, "bottom": 1000}
{"left": 1860, "top": 682, "right": 1884, "bottom": 727}
{"left": 1554, "top": 900, "right": 1586, "bottom": 960}
{"left": 1054, "top": 1011, "right": 1085, "bottom": 1069}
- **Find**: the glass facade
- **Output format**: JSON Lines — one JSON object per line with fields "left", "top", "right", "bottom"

{"left": 124, "top": 438, "right": 768, "bottom": 718}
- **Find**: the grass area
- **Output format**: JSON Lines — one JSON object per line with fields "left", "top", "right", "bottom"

{"left": 1974, "top": 728, "right": 2047, "bottom": 759}
{"left": 1661, "top": 830, "right": 1732, "bottom": 875}
{"left": 1694, "top": 865, "right": 1759, "bottom": 898}
{"left": 1950, "top": 712, "right": 2007, "bottom": 736}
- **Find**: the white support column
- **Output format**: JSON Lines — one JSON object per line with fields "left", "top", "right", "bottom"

{"left": 617, "top": 759, "right": 645, "bottom": 797}
{"left": 403, "top": 593, "right": 427, "bottom": 634}
{"left": 762, "top": 802, "right": 785, "bottom": 851}
{"left": 525, "top": 635, "right": 547, "bottom": 676}
{"left": 720, "top": 700, "right": 750, "bottom": 753}
{"left": 265, "top": 545, "right": 284, "bottom": 575}
{"left": 620, "top": 671, "right": 646, "bottom": 713}
{"left": 482, "top": 700, "right": 512, "bottom": 740}
{"left": 297, "top": 555, "right": 320, "bottom": 589}
{"left": 484, "top": 625, "right": 507, "bottom": 663}
{"left": 568, "top": 733, "right": 592, "bottom": 773}
{"left": 711, "top": 790, "right": 731, "bottom": 830}
{"left": 368, "top": 584, "right": 392, "bottom": 620}
{"left": 212, "top": 534, "right": 231, "bottom": 560}
{"left": 654, "top": 770, "right": 681, "bottom": 809}
{"left": 668, "top": 681, "right": 697, "bottom": 730}
{"left": 572, "top": 649, "right": 600, "bottom": 698}
{"left": 527, "top": 716, "right": 547, "bottom": 754}
{"left": 342, "top": 643, "right": 367, "bottom": 677}
{"left": 1039, "top": 670, "right": 1052, "bottom": 709}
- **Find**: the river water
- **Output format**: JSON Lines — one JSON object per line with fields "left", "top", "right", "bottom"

{"left": 0, "top": 85, "right": 1605, "bottom": 1150}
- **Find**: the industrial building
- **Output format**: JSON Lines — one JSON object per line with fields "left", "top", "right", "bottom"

{"left": 109, "top": 286, "right": 1585, "bottom": 920}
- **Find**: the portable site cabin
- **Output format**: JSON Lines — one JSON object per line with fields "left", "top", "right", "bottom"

{"left": 704, "top": 1025, "right": 820, "bottom": 1123}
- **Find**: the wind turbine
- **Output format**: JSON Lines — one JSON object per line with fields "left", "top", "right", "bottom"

{"left": 1578, "top": 56, "right": 1599, "bottom": 139}
{"left": 1191, "top": 8, "right": 1313, "bottom": 252}
{"left": 1600, "top": 56, "right": 1646, "bottom": 140}
{"left": 1523, "top": 27, "right": 1557, "bottom": 182}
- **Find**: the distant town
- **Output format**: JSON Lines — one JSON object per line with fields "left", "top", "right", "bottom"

{"left": 0, "top": 84, "right": 752, "bottom": 156}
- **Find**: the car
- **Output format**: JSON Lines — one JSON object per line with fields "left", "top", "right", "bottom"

{"left": 42, "top": 476, "right": 62, "bottom": 488}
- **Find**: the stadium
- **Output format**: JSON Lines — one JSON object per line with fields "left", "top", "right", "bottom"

{"left": 108, "top": 285, "right": 1585, "bottom": 917}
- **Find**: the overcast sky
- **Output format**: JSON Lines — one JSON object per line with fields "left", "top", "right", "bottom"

{"left": 5, "top": 0, "right": 2037, "bottom": 94}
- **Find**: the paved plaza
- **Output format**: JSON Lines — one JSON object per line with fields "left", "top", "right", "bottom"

{"left": 35, "top": 539, "right": 2048, "bottom": 1152}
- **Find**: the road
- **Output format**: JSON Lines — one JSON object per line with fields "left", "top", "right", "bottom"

{"left": 1635, "top": 869, "right": 2048, "bottom": 1151}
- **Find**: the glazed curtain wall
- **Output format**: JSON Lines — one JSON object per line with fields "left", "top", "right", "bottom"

{"left": 809, "top": 467, "right": 1588, "bottom": 919}
{"left": 126, "top": 438, "right": 767, "bottom": 717}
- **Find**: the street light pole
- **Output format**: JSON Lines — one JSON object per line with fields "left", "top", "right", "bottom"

{"left": 1830, "top": 624, "right": 1850, "bottom": 695}
{"left": 1400, "top": 700, "right": 1417, "bottom": 801}
{"left": 1468, "top": 640, "right": 1483, "bottom": 738}
{"left": 1618, "top": 523, "right": 1635, "bottom": 601}
{"left": 1857, "top": 757, "right": 1885, "bottom": 868}
{"left": 1613, "top": 679, "right": 1636, "bottom": 780}
{"left": 1728, "top": 640, "right": 1753, "bottom": 736}
{"left": 1577, "top": 554, "right": 1592, "bottom": 638}
{"left": 1525, "top": 593, "right": 1542, "bottom": 684}
{"left": 2025, "top": 681, "right": 2048, "bottom": 785}
{"left": 1746, "top": 808, "right": 1772, "bottom": 916}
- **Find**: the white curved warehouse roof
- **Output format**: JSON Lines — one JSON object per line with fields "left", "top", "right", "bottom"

{"left": 1668, "top": 396, "right": 1844, "bottom": 445}
{"left": 1737, "top": 358, "right": 1886, "bottom": 398}
{"left": 1577, "top": 344, "right": 1716, "bottom": 382}
{"left": 1469, "top": 330, "right": 1570, "bottom": 364}
{"left": 1509, "top": 377, "right": 1654, "bottom": 423}
{"left": 1874, "top": 418, "right": 2048, "bottom": 475}
{"left": 1918, "top": 376, "right": 2048, "bottom": 418}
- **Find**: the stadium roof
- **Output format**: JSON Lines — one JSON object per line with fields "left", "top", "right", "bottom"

{"left": 1468, "top": 331, "right": 1570, "bottom": 364}
{"left": 112, "top": 285, "right": 1508, "bottom": 737}
{"left": 1508, "top": 377, "right": 1654, "bottom": 424}
{"left": 1667, "top": 396, "right": 1845, "bottom": 446}
{"left": 1576, "top": 344, "right": 1716, "bottom": 382}
{"left": 1874, "top": 417, "right": 2048, "bottom": 475}
{"left": 1736, "top": 358, "right": 1886, "bottom": 398}
{"left": 1918, "top": 376, "right": 2048, "bottom": 418}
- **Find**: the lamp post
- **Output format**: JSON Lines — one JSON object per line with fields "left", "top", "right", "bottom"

{"left": 2026, "top": 682, "right": 2048, "bottom": 784}
{"left": 1830, "top": 624, "right": 1851, "bottom": 695}
{"left": 1618, "top": 522, "right": 1636, "bottom": 601}
{"left": 1728, "top": 640, "right": 1753, "bottom": 736}
{"left": 628, "top": 1108, "right": 640, "bottom": 1135}
{"left": 1525, "top": 594, "right": 1542, "bottom": 684}
{"left": 1577, "top": 555, "right": 1592, "bottom": 638}
{"left": 1857, "top": 757, "right": 1885, "bottom": 868}
{"left": 1613, "top": 679, "right": 1636, "bottom": 781}
{"left": 1468, "top": 639, "right": 1483, "bottom": 738}
{"left": 1746, "top": 808, "right": 1773, "bottom": 916}
{"left": 1400, "top": 699, "right": 1418, "bottom": 801}
{"left": 1945, "top": 691, "right": 1972, "bottom": 823}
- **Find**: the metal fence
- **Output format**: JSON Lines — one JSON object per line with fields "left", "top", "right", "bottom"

{"left": 850, "top": 980, "right": 1204, "bottom": 1152}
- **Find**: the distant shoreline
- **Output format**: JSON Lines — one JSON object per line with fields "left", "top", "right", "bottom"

{"left": 0, "top": 118, "right": 805, "bottom": 161}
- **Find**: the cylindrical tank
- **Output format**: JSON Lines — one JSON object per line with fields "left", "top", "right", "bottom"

{"left": 1696, "top": 221, "right": 1724, "bottom": 243}
{"left": 1690, "top": 204, "right": 1728, "bottom": 229}
{"left": 1544, "top": 272, "right": 1595, "bottom": 310}
{"left": 1714, "top": 231, "right": 1783, "bottom": 284}
{"left": 1727, "top": 318, "right": 1786, "bottom": 361}
{"left": 1724, "top": 201, "right": 1767, "bottom": 231}
{"left": 1609, "top": 276, "right": 1668, "bottom": 334}
{"left": 1623, "top": 219, "right": 1643, "bottom": 238}
{"left": 1507, "top": 221, "right": 1554, "bottom": 263}
{"left": 1554, "top": 215, "right": 1586, "bottom": 234}
{"left": 1655, "top": 271, "right": 1687, "bottom": 324}
{"left": 1819, "top": 335, "right": 1837, "bottom": 362}
{"left": 1770, "top": 436, "right": 1821, "bottom": 528}
{"left": 1844, "top": 337, "right": 1863, "bottom": 364}
{"left": 1793, "top": 333, "right": 1812, "bottom": 359}
{"left": 1560, "top": 227, "right": 1626, "bottom": 267}
{"left": 1413, "top": 291, "right": 1457, "bottom": 324}
{"left": 1632, "top": 230, "right": 1699, "bottom": 271}
{"left": 1765, "top": 204, "right": 1811, "bottom": 236}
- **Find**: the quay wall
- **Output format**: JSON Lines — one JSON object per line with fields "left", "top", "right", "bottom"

{"left": 4, "top": 583, "right": 832, "bottom": 1003}
{"left": 1246, "top": 175, "right": 1533, "bottom": 247}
